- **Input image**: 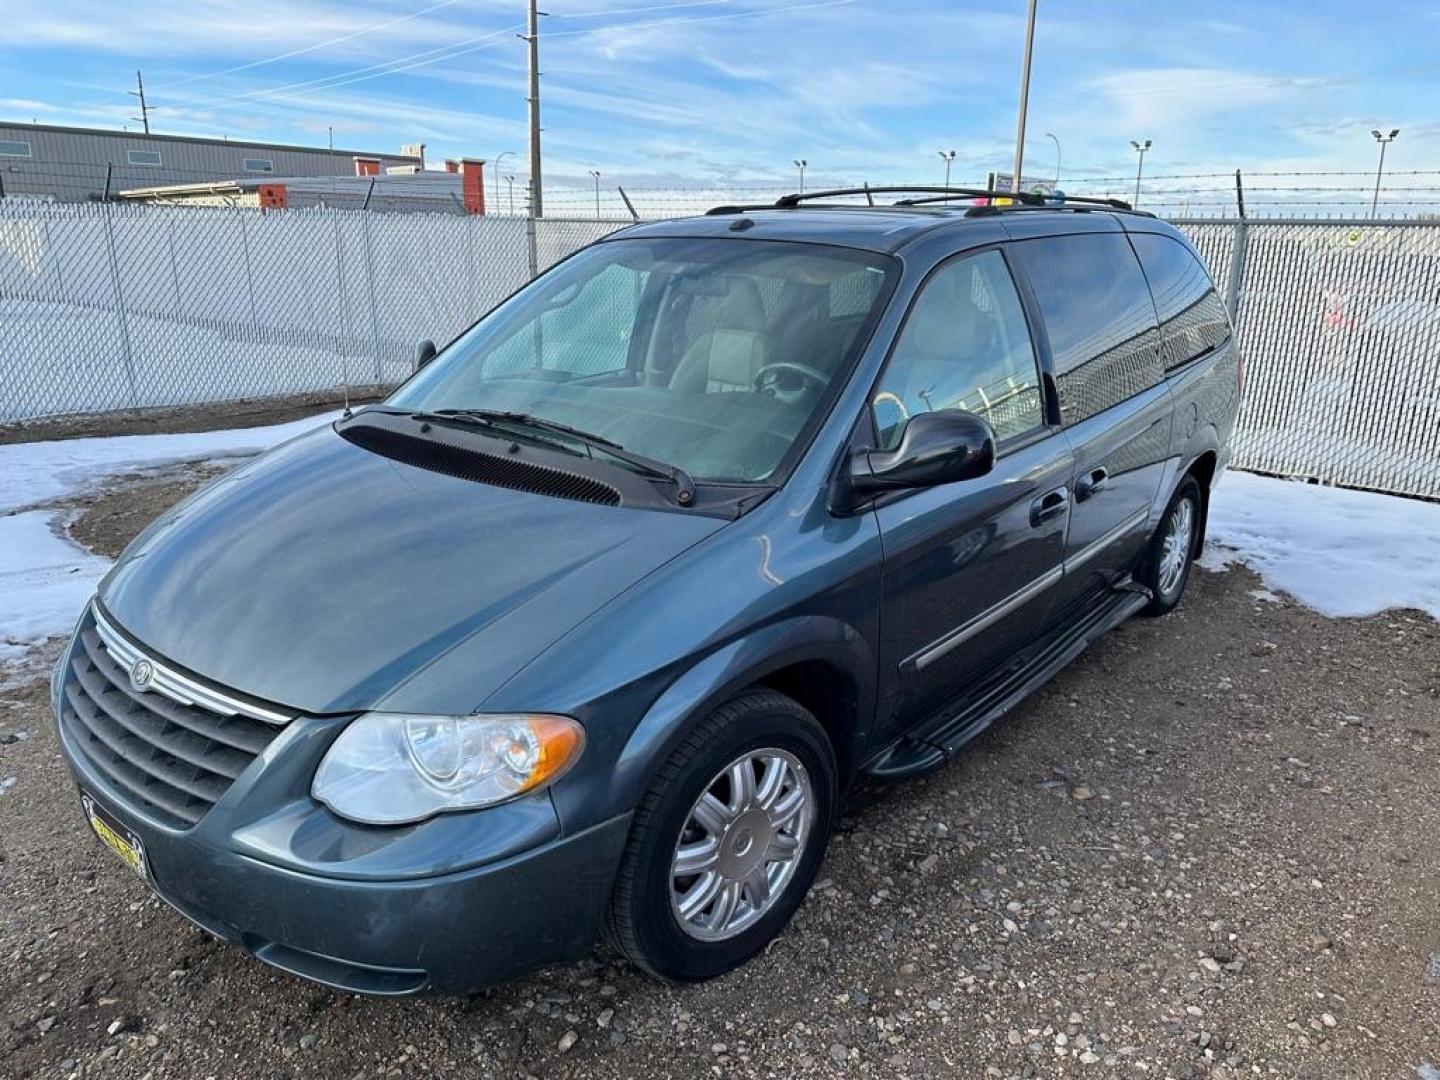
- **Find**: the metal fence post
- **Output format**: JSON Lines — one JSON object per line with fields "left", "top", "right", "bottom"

{"left": 362, "top": 210, "right": 383, "bottom": 382}
{"left": 238, "top": 213, "right": 260, "bottom": 330}
{"left": 1224, "top": 218, "right": 1248, "bottom": 324}
{"left": 100, "top": 202, "right": 140, "bottom": 406}
{"left": 525, "top": 213, "right": 539, "bottom": 279}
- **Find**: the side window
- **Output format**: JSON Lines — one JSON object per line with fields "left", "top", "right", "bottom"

{"left": 872, "top": 249, "right": 1043, "bottom": 449}
{"left": 1009, "top": 234, "right": 1162, "bottom": 424}
{"left": 1130, "top": 233, "right": 1230, "bottom": 369}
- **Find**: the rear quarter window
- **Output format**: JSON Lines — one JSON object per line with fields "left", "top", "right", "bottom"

{"left": 1130, "top": 233, "right": 1231, "bottom": 369}
{"left": 1009, "top": 233, "right": 1163, "bottom": 424}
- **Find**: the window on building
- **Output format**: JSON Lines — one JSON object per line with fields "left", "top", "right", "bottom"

{"left": 243, "top": 158, "right": 274, "bottom": 173}
{"left": 1130, "top": 234, "right": 1230, "bottom": 370}
{"left": 872, "top": 249, "right": 1044, "bottom": 448}
{"left": 1008, "top": 234, "right": 1162, "bottom": 424}
{"left": 0, "top": 140, "right": 32, "bottom": 158}
{"left": 126, "top": 150, "right": 163, "bottom": 166}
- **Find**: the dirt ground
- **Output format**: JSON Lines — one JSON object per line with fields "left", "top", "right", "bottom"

{"left": 1, "top": 403, "right": 1437, "bottom": 1079}
{"left": 0, "top": 390, "right": 383, "bottom": 446}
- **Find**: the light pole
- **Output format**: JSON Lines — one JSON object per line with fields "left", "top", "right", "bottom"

{"left": 1046, "top": 132, "right": 1061, "bottom": 185}
{"left": 1011, "top": 0, "right": 1038, "bottom": 194}
{"left": 493, "top": 151, "right": 515, "bottom": 214}
{"left": 793, "top": 158, "right": 807, "bottom": 194}
{"left": 505, "top": 174, "right": 516, "bottom": 216}
{"left": 1130, "top": 139, "right": 1151, "bottom": 206}
{"left": 938, "top": 150, "right": 956, "bottom": 188}
{"left": 1370, "top": 128, "right": 1399, "bottom": 219}
{"left": 588, "top": 169, "right": 602, "bottom": 218}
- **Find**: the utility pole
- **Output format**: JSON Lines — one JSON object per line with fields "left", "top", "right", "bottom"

{"left": 1010, "top": 0, "right": 1038, "bottom": 194}
{"left": 1130, "top": 139, "right": 1151, "bottom": 206}
{"left": 1370, "top": 128, "right": 1399, "bottom": 219}
{"left": 129, "top": 70, "right": 151, "bottom": 134}
{"left": 522, "top": 0, "right": 544, "bottom": 219}
{"left": 588, "top": 169, "right": 602, "bottom": 218}
{"left": 793, "top": 158, "right": 807, "bottom": 193}
{"left": 937, "top": 150, "right": 956, "bottom": 188}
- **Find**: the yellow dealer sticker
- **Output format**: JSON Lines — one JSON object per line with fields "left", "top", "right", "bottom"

{"left": 81, "top": 793, "right": 147, "bottom": 880}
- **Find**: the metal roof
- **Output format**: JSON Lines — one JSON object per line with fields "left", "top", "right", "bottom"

{"left": 0, "top": 119, "right": 417, "bottom": 162}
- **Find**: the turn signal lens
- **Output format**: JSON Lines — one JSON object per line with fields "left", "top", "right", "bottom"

{"left": 313, "top": 712, "right": 585, "bottom": 825}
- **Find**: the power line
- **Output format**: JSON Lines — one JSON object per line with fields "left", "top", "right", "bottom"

{"left": 154, "top": 0, "right": 467, "bottom": 90}
{"left": 176, "top": 0, "right": 854, "bottom": 110}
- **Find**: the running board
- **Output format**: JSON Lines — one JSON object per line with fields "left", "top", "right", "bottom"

{"left": 864, "top": 581, "right": 1150, "bottom": 781}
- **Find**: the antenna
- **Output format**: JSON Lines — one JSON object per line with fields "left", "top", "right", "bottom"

{"left": 129, "top": 70, "right": 151, "bottom": 134}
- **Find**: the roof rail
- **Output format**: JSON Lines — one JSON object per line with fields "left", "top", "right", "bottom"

{"left": 897, "top": 191, "right": 1135, "bottom": 212}
{"left": 775, "top": 185, "right": 1046, "bottom": 208}
{"left": 705, "top": 186, "right": 1144, "bottom": 218}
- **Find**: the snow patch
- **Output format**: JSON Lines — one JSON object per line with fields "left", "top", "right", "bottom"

{"left": 0, "top": 511, "right": 111, "bottom": 662}
{"left": 1201, "top": 471, "right": 1440, "bottom": 619}
{"left": 0, "top": 412, "right": 341, "bottom": 663}
{"left": 0, "top": 411, "right": 344, "bottom": 514}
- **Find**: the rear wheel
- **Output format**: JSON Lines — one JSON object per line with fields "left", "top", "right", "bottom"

{"left": 606, "top": 690, "right": 837, "bottom": 981}
{"left": 1141, "top": 475, "right": 1201, "bottom": 616}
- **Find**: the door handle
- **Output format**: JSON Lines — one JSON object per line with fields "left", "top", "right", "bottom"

{"left": 1029, "top": 487, "right": 1069, "bottom": 528}
{"left": 1075, "top": 467, "right": 1109, "bottom": 501}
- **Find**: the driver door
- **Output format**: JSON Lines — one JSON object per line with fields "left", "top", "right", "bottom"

{"left": 870, "top": 248, "right": 1072, "bottom": 744}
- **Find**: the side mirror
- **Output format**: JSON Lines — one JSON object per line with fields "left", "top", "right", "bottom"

{"left": 414, "top": 339, "right": 438, "bottom": 372}
{"left": 849, "top": 409, "right": 996, "bottom": 495}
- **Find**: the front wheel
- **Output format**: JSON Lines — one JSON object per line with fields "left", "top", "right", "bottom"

{"left": 605, "top": 690, "right": 837, "bottom": 981}
{"left": 1140, "top": 475, "right": 1201, "bottom": 616}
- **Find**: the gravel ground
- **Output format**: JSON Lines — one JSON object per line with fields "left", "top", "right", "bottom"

{"left": 1, "top": 410, "right": 1437, "bottom": 1079}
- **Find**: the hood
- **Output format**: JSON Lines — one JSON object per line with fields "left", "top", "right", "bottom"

{"left": 99, "top": 424, "right": 724, "bottom": 714}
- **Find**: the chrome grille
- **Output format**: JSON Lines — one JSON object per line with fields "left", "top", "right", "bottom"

{"left": 59, "top": 606, "right": 292, "bottom": 828}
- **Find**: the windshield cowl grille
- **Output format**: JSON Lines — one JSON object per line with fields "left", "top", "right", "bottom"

{"left": 339, "top": 421, "right": 623, "bottom": 506}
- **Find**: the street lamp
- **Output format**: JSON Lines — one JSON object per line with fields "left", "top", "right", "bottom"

{"left": 504, "top": 174, "right": 516, "bottom": 217}
{"left": 793, "top": 158, "right": 807, "bottom": 194}
{"left": 1370, "top": 128, "right": 1399, "bottom": 219}
{"left": 1130, "top": 139, "right": 1151, "bottom": 206}
{"left": 1010, "top": 0, "right": 1038, "bottom": 194}
{"left": 588, "top": 169, "right": 602, "bottom": 219}
{"left": 937, "top": 150, "right": 956, "bottom": 188}
{"left": 1046, "top": 132, "right": 1061, "bottom": 185}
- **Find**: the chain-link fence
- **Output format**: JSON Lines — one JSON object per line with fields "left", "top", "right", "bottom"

{"left": 1175, "top": 219, "right": 1440, "bottom": 498}
{"left": 2, "top": 199, "right": 1438, "bottom": 497}
{"left": 0, "top": 200, "right": 611, "bottom": 419}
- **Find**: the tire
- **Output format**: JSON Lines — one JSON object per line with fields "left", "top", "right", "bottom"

{"left": 1140, "top": 475, "right": 1202, "bottom": 616}
{"left": 605, "top": 689, "right": 837, "bottom": 981}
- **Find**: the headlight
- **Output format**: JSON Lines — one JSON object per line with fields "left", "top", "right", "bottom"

{"left": 312, "top": 713, "right": 584, "bottom": 826}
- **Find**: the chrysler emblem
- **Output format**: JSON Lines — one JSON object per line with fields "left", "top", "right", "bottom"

{"left": 129, "top": 659, "right": 156, "bottom": 694}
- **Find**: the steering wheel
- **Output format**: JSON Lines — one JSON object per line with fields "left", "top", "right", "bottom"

{"left": 753, "top": 362, "right": 831, "bottom": 395}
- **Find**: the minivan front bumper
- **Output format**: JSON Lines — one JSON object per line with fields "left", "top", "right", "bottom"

{"left": 54, "top": 665, "right": 630, "bottom": 994}
{"left": 63, "top": 742, "right": 631, "bottom": 994}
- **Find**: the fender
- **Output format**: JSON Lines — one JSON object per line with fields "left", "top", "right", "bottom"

{"left": 547, "top": 615, "right": 875, "bottom": 832}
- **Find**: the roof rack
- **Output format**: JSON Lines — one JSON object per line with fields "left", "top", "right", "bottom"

{"left": 706, "top": 185, "right": 1141, "bottom": 217}
{"left": 777, "top": 185, "right": 1046, "bottom": 208}
{"left": 898, "top": 191, "right": 1135, "bottom": 212}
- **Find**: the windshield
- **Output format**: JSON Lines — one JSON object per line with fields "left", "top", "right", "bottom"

{"left": 389, "top": 237, "right": 897, "bottom": 484}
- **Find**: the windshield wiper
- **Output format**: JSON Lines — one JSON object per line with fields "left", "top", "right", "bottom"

{"left": 427, "top": 408, "right": 698, "bottom": 507}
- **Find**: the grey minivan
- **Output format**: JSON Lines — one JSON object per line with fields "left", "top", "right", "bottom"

{"left": 54, "top": 187, "right": 1240, "bottom": 994}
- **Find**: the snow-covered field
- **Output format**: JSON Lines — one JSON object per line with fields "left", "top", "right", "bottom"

{"left": 0, "top": 412, "right": 340, "bottom": 662}
{"left": 0, "top": 419, "right": 1437, "bottom": 666}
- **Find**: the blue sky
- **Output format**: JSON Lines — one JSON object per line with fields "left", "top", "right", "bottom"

{"left": 4, "top": 0, "right": 1438, "bottom": 210}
